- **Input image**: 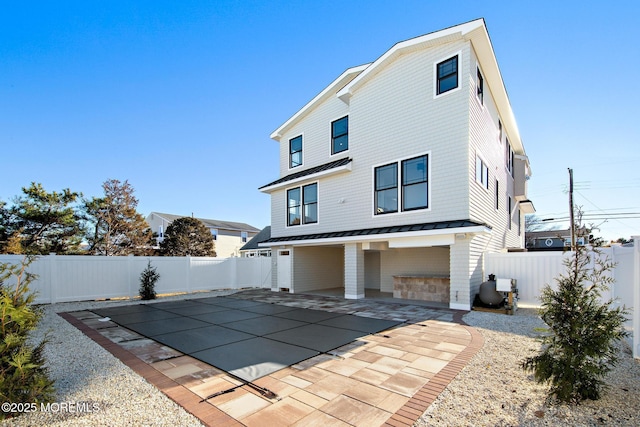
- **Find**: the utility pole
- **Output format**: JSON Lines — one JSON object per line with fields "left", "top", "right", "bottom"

{"left": 568, "top": 168, "right": 576, "bottom": 251}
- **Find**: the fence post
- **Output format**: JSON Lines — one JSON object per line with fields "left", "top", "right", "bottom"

{"left": 48, "top": 253, "right": 56, "bottom": 304}
{"left": 128, "top": 254, "right": 135, "bottom": 300}
{"left": 186, "top": 256, "right": 191, "bottom": 294}
{"left": 633, "top": 236, "right": 640, "bottom": 359}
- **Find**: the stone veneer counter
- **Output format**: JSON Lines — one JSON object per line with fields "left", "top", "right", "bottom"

{"left": 393, "top": 275, "right": 450, "bottom": 303}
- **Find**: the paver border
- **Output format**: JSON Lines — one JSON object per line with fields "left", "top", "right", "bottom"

{"left": 59, "top": 302, "right": 484, "bottom": 427}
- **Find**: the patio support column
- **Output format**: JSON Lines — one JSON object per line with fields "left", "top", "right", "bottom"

{"left": 449, "top": 236, "right": 472, "bottom": 310}
{"left": 344, "top": 243, "right": 365, "bottom": 299}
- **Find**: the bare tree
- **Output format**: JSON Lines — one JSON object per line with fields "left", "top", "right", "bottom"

{"left": 83, "top": 179, "right": 153, "bottom": 255}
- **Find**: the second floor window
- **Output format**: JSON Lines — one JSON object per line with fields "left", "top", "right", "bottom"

{"left": 287, "top": 183, "right": 318, "bottom": 226}
{"left": 375, "top": 154, "right": 429, "bottom": 215}
{"left": 331, "top": 116, "right": 348, "bottom": 154}
{"left": 289, "top": 135, "right": 302, "bottom": 168}
{"left": 476, "top": 156, "right": 489, "bottom": 190}
{"left": 437, "top": 55, "right": 458, "bottom": 95}
{"left": 211, "top": 228, "right": 218, "bottom": 240}
{"left": 505, "top": 139, "right": 514, "bottom": 177}
{"left": 241, "top": 231, "right": 248, "bottom": 242}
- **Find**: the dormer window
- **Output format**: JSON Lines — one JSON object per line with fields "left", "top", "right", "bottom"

{"left": 331, "top": 116, "right": 348, "bottom": 154}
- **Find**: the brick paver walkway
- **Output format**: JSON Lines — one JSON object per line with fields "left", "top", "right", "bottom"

{"left": 60, "top": 289, "right": 483, "bottom": 426}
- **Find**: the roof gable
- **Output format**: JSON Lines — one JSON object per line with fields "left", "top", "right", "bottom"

{"left": 269, "top": 18, "right": 525, "bottom": 157}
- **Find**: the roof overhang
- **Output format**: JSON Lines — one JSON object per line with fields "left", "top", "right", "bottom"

{"left": 270, "top": 64, "right": 370, "bottom": 141}
{"left": 259, "top": 221, "right": 491, "bottom": 248}
{"left": 518, "top": 200, "right": 536, "bottom": 214}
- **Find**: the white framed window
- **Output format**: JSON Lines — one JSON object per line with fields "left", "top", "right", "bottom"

{"left": 475, "top": 155, "right": 489, "bottom": 190}
{"left": 434, "top": 52, "right": 461, "bottom": 98}
{"left": 241, "top": 231, "right": 248, "bottom": 243}
{"left": 289, "top": 135, "right": 303, "bottom": 169}
{"left": 476, "top": 65, "right": 484, "bottom": 105}
{"left": 287, "top": 182, "right": 318, "bottom": 226}
{"left": 211, "top": 228, "right": 218, "bottom": 240}
{"left": 331, "top": 116, "right": 348, "bottom": 155}
{"left": 374, "top": 153, "right": 430, "bottom": 215}
{"left": 505, "top": 138, "right": 514, "bottom": 178}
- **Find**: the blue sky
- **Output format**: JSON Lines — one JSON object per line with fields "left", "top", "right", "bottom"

{"left": 1, "top": 1, "right": 639, "bottom": 241}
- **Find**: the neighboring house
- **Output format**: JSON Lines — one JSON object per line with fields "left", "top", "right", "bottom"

{"left": 258, "top": 19, "right": 534, "bottom": 310}
{"left": 526, "top": 228, "right": 589, "bottom": 251}
{"left": 240, "top": 226, "right": 272, "bottom": 257}
{"left": 146, "top": 212, "right": 260, "bottom": 258}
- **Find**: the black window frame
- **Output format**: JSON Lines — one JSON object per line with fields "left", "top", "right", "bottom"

{"left": 401, "top": 155, "right": 429, "bottom": 211}
{"left": 374, "top": 154, "right": 429, "bottom": 215}
{"left": 331, "top": 116, "right": 349, "bottom": 155}
{"left": 287, "top": 183, "right": 318, "bottom": 226}
{"left": 289, "top": 135, "right": 303, "bottom": 169}
{"left": 476, "top": 66, "right": 484, "bottom": 104}
{"left": 476, "top": 155, "right": 489, "bottom": 190}
{"left": 436, "top": 55, "right": 458, "bottom": 95}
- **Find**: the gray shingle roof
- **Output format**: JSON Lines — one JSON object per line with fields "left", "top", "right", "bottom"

{"left": 259, "top": 157, "right": 352, "bottom": 190}
{"left": 261, "top": 219, "right": 489, "bottom": 244}
{"left": 149, "top": 212, "right": 260, "bottom": 232}
{"left": 240, "top": 226, "right": 271, "bottom": 251}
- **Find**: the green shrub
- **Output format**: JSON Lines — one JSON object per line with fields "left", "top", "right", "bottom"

{"left": 522, "top": 245, "right": 629, "bottom": 403}
{"left": 139, "top": 260, "right": 160, "bottom": 300}
{"left": 0, "top": 257, "right": 55, "bottom": 419}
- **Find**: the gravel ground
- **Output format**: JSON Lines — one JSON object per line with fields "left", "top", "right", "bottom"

{"left": 419, "top": 308, "right": 640, "bottom": 427}
{"left": 3, "top": 294, "right": 638, "bottom": 426}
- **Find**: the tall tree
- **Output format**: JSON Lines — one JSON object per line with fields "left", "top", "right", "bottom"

{"left": 83, "top": 179, "right": 153, "bottom": 256}
{"left": 3, "top": 183, "right": 83, "bottom": 255}
{"left": 160, "top": 217, "right": 216, "bottom": 257}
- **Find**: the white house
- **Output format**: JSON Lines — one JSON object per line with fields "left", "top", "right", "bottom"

{"left": 146, "top": 212, "right": 260, "bottom": 258}
{"left": 258, "top": 19, "right": 534, "bottom": 310}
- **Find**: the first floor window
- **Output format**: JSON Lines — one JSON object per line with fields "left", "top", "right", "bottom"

{"left": 375, "top": 154, "right": 429, "bottom": 215}
{"left": 437, "top": 55, "right": 458, "bottom": 95}
{"left": 287, "top": 183, "right": 318, "bottom": 226}
{"left": 476, "top": 156, "right": 489, "bottom": 190}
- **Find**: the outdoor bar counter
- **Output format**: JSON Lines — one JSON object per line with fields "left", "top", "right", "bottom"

{"left": 392, "top": 275, "right": 450, "bottom": 303}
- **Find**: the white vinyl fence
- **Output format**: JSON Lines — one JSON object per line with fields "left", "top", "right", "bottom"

{"left": 0, "top": 255, "right": 272, "bottom": 304}
{"left": 485, "top": 237, "right": 640, "bottom": 359}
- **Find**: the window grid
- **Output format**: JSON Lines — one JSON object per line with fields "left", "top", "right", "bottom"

{"left": 331, "top": 116, "right": 348, "bottom": 154}
{"left": 374, "top": 155, "right": 428, "bottom": 215}
{"left": 287, "top": 183, "right": 318, "bottom": 226}
{"left": 289, "top": 135, "right": 302, "bottom": 168}
{"left": 437, "top": 56, "right": 458, "bottom": 95}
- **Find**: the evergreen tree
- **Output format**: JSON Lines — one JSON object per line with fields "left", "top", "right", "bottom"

{"left": 160, "top": 217, "right": 216, "bottom": 257}
{"left": 522, "top": 242, "right": 629, "bottom": 403}
{"left": 83, "top": 179, "right": 153, "bottom": 256}
{"left": 0, "top": 257, "right": 55, "bottom": 419}
{"left": 139, "top": 260, "right": 160, "bottom": 300}
{"left": 3, "top": 183, "right": 83, "bottom": 254}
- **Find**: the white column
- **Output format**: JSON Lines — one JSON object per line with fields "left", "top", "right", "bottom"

{"left": 344, "top": 243, "right": 365, "bottom": 299}
{"left": 449, "top": 237, "right": 471, "bottom": 310}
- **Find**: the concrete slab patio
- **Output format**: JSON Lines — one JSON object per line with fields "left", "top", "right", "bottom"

{"left": 59, "top": 289, "right": 483, "bottom": 426}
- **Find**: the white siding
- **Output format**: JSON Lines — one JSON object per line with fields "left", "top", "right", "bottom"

{"left": 271, "top": 40, "right": 474, "bottom": 239}
{"left": 292, "top": 246, "right": 344, "bottom": 292}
